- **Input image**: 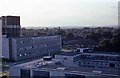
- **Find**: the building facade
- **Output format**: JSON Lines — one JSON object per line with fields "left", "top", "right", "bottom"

{"left": 80, "top": 53, "right": 120, "bottom": 69}
{"left": 8, "top": 35, "right": 61, "bottom": 61}
{"left": 0, "top": 16, "right": 21, "bottom": 37}
{"left": 2, "top": 35, "right": 9, "bottom": 59}
{"left": 55, "top": 49, "right": 120, "bottom": 69}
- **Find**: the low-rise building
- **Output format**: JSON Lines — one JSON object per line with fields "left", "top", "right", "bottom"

{"left": 55, "top": 48, "right": 120, "bottom": 69}
{"left": 10, "top": 56, "right": 120, "bottom": 78}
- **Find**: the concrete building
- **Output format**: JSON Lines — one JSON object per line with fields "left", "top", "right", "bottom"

{"left": 2, "top": 35, "right": 9, "bottom": 59}
{"left": 10, "top": 56, "right": 120, "bottom": 78}
{"left": 55, "top": 50, "right": 82, "bottom": 67}
{"left": 79, "top": 52, "right": 120, "bottom": 69}
{"left": 0, "top": 16, "right": 21, "bottom": 37}
{"left": 3, "top": 35, "right": 61, "bottom": 61}
{"left": 55, "top": 49, "right": 120, "bottom": 69}
{"left": 0, "top": 20, "right": 2, "bottom": 58}
{"left": 1, "top": 15, "right": 61, "bottom": 61}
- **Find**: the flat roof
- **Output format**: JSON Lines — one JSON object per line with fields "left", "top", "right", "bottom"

{"left": 39, "top": 64, "right": 119, "bottom": 76}
{"left": 8, "top": 35, "right": 60, "bottom": 39}
{"left": 58, "top": 50, "right": 120, "bottom": 57}
{"left": 59, "top": 51, "right": 81, "bottom": 56}
{"left": 83, "top": 52, "right": 120, "bottom": 57}
{"left": 13, "top": 58, "right": 119, "bottom": 76}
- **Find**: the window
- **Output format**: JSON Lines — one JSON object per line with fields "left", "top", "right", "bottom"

{"left": 32, "top": 46, "right": 34, "bottom": 48}
{"left": 33, "top": 70, "right": 50, "bottom": 78}
{"left": 73, "top": 55, "right": 81, "bottom": 62}
{"left": 65, "top": 74, "right": 85, "bottom": 78}
{"left": 21, "top": 41, "right": 24, "bottom": 43}
{"left": 109, "top": 63, "right": 115, "bottom": 68}
{"left": 19, "top": 54, "right": 22, "bottom": 57}
{"left": 64, "top": 58, "right": 67, "bottom": 60}
{"left": 83, "top": 62, "right": 86, "bottom": 64}
{"left": 19, "top": 48, "right": 23, "bottom": 50}
{"left": 88, "top": 62, "right": 90, "bottom": 64}
{"left": 20, "top": 69, "right": 30, "bottom": 77}
{"left": 25, "top": 53, "right": 27, "bottom": 56}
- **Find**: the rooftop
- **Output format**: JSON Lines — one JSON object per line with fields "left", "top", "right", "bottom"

{"left": 83, "top": 52, "right": 120, "bottom": 57}
{"left": 7, "top": 35, "right": 61, "bottom": 39}
{"left": 59, "top": 51, "right": 81, "bottom": 56}
{"left": 39, "top": 64, "right": 119, "bottom": 76}
{"left": 59, "top": 50, "right": 120, "bottom": 57}
{"left": 13, "top": 58, "right": 119, "bottom": 76}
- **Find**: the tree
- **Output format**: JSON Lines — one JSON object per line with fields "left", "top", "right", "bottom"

{"left": 98, "top": 39, "right": 112, "bottom": 51}
{"left": 112, "top": 32, "right": 120, "bottom": 38}
{"left": 85, "top": 32, "right": 101, "bottom": 41}
{"left": 101, "top": 31, "right": 112, "bottom": 39}
{"left": 111, "top": 38, "right": 120, "bottom": 51}
{"left": 66, "top": 33, "right": 74, "bottom": 39}
{"left": 111, "top": 38, "right": 120, "bottom": 46}
{"left": 99, "top": 39, "right": 112, "bottom": 48}
{"left": 96, "top": 37, "right": 120, "bottom": 52}
{"left": 55, "top": 30, "right": 66, "bottom": 36}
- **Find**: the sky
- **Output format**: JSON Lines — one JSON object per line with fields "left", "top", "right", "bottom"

{"left": 0, "top": 0, "right": 119, "bottom": 28}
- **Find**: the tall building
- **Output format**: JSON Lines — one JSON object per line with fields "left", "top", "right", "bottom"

{"left": 1, "top": 15, "right": 62, "bottom": 61}
{"left": 0, "top": 16, "right": 21, "bottom": 37}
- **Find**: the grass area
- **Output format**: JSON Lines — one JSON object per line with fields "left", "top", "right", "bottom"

{"left": 0, "top": 70, "right": 9, "bottom": 78}
{"left": 0, "top": 72, "right": 2, "bottom": 74}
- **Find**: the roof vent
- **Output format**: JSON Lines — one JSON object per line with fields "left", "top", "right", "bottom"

{"left": 57, "top": 67, "right": 66, "bottom": 70}
{"left": 93, "top": 70, "right": 102, "bottom": 74}
{"left": 43, "top": 56, "right": 52, "bottom": 61}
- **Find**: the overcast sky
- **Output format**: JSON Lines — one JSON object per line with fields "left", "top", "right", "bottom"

{"left": 0, "top": 0, "right": 119, "bottom": 27}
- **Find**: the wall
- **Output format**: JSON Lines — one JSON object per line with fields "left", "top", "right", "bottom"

{"left": 55, "top": 55, "right": 74, "bottom": 66}
{"left": 11, "top": 39, "right": 17, "bottom": 60}
{"left": 10, "top": 66, "right": 20, "bottom": 76}
{"left": 11, "top": 36, "right": 61, "bottom": 61}
{"left": 2, "top": 36, "right": 9, "bottom": 59}
{"left": 0, "top": 20, "right": 2, "bottom": 58}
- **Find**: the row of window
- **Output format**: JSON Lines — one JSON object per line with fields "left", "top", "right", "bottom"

{"left": 80, "top": 61, "right": 120, "bottom": 68}
{"left": 19, "top": 41, "right": 60, "bottom": 46}
{"left": 19, "top": 37, "right": 60, "bottom": 44}
{"left": 17, "top": 49, "right": 60, "bottom": 57}
{"left": 17, "top": 44, "right": 60, "bottom": 51}
{"left": 81, "top": 61, "right": 108, "bottom": 66}
{"left": 81, "top": 55, "right": 120, "bottom": 61}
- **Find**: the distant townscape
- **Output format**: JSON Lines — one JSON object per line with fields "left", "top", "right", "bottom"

{"left": 0, "top": 16, "right": 120, "bottom": 78}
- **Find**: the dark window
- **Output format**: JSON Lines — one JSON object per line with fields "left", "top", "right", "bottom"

{"left": 73, "top": 55, "right": 81, "bottom": 62}
{"left": 64, "top": 58, "right": 67, "bottom": 60}
{"left": 65, "top": 74, "right": 85, "bottom": 78}
{"left": 32, "top": 46, "right": 34, "bottom": 48}
{"left": 109, "top": 63, "right": 115, "bottom": 68}
{"left": 33, "top": 70, "right": 50, "bottom": 78}
{"left": 20, "top": 69, "right": 30, "bottom": 78}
